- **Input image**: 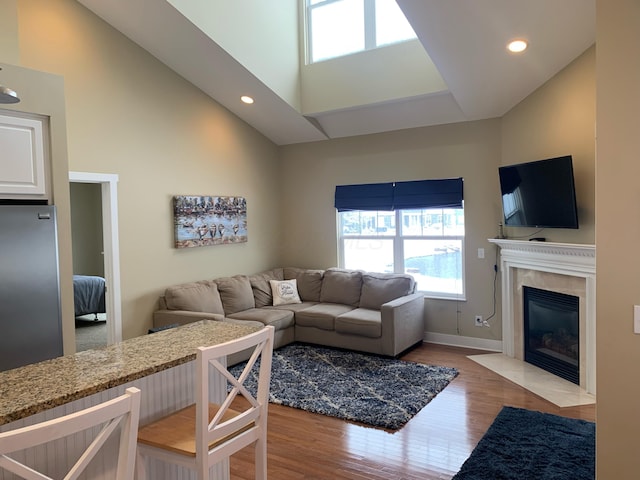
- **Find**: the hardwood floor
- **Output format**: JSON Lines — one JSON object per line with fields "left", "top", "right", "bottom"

{"left": 229, "top": 342, "right": 596, "bottom": 479}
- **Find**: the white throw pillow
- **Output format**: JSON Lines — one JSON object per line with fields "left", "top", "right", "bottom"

{"left": 270, "top": 279, "right": 302, "bottom": 306}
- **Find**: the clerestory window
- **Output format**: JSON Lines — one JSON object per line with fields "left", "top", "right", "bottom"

{"left": 306, "top": 0, "right": 417, "bottom": 64}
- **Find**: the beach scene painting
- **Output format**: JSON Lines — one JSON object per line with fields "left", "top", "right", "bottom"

{"left": 173, "top": 195, "right": 247, "bottom": 248}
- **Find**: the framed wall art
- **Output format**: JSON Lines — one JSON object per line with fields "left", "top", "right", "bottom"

{"left": 173, "top": 195, "right": 247, "bottom": 248}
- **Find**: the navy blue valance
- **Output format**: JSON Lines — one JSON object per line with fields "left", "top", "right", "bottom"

{"left": 334, "top": 182, "right": 394, "bottom": 211}
{"left": 335, "top": 178, "right": 463, "bottom": 212}
{"left": 393, "top": 178, "right": 463, "bottom": 209}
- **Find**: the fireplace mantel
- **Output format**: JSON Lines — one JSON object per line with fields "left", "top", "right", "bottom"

{"left": 488, "top": 239, "right": 596, "bottom": 394}
{"left": 488, "top": 239, "right": 595, "bottom": 272}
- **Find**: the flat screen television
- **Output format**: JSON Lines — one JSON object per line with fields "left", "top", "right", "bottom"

{"left": 498, "top": 155, "right": 579, "bottom": 229}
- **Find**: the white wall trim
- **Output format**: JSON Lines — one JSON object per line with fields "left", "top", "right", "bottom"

{"left": 423, "top": 332, "right": 502, "bottom": 352}
{"left": 69, "top": 172, "right": 122, "bottom": 345}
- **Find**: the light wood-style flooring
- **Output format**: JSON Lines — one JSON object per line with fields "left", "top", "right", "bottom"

{"left": 230, "top": 343, "right": 596, "bottom": 479}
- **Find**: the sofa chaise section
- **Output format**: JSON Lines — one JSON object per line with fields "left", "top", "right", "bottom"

{"left": 292, "top": 269, "right": 424, "bottom": 356}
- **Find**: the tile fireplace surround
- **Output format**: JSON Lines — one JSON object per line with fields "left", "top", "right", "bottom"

{"left": 487, "top": 238, "right": 596, "bottom": 397}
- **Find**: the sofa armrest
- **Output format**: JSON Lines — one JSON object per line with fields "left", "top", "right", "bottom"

{"left": 380, "top": 292, "right": 425, "bottom": 356}
{"left": 153, "top": 309, "right": 225, "bottom": 328}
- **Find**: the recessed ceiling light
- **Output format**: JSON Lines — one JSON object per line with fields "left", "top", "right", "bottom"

{"left": 240, "top": 95, "right": 254, "bottom": 104}
{"left": 507, "top": 39, "right": 528, "bottom": 53}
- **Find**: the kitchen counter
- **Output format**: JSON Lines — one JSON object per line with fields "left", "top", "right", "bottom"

{"left": 0, "top": 320, "right": 259, "bottom": 426}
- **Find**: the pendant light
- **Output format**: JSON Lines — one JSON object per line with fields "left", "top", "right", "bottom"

{"left": 0, "top": 67, "right": 20, "bottom": 104}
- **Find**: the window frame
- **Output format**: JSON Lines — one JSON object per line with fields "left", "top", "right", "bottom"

{"left": 305, "top": 0, "right": 416, "bottom": 64}
{"left": 338, "top": 207, "right": 466, "bottom": 300}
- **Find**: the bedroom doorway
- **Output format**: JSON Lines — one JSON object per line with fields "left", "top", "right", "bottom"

{"left": 69, "top": 172, "right": 122, "bottom": 350}
{"left": 70, "top": 182, "right": 106, "bottom": 351}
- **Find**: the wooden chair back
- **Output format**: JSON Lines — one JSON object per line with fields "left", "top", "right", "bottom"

{"left": 137, "top": 325, "right": 275, "bottom": 479}
{"left": 0, "top": 387, "right": 141, "bottom": 480}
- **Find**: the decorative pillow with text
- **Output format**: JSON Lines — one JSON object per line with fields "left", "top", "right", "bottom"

{"left": 270, "top": 279, "right": 302, "bottom": 306}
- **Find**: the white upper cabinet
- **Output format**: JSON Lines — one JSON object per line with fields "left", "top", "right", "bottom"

{"left": 0, "top": 112, "right": 49, "bottom": 199}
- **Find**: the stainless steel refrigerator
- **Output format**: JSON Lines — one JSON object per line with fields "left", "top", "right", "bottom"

{"left": 0, "top": 204, "right": 63, "bottom": 372}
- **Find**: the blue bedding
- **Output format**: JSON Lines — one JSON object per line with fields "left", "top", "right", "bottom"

{"left": 73, "top": 275, "right": 106, "bottom": 317}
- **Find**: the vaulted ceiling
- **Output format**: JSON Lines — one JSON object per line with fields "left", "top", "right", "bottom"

{"left": 77, "top": 0, "right": 595, "bottom": 146}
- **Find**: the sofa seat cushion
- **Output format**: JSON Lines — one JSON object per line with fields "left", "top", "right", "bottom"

{"left": 227, "top": 308, "right": 295, "bottom": 330}
{"left": 335, "top": 308, "right": 382, "bottom": 338}
{"left": 295, "top": 303, "right": 355, "bottom": 331}
{"left": 164, "top": 281, "right": 224, "bottom": 315}
{"left": 320, "top": 268, "right": 363, "bottom": 307}
{"left": 221, "top": 318, "right": 264, "bottom": 329}
{"left": 216, "top": 275, "right": 256, "bottom": 315}
{"left": 359, "top": 272, "right": 416, "bottom": 310}
{"left": 265, "top": 302, "right": 318, "bottom": 313}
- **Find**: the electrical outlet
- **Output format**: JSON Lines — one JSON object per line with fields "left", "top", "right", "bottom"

{"left": 474, "top": 315, "right": 483, "bottom": 327}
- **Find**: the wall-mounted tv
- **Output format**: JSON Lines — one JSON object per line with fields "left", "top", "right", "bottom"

{"left": 498, "top": 155, "right": 579, "bottom": 229}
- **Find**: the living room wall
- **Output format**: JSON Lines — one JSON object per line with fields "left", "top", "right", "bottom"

{"left": 595, "top": 0, "right": 640, "bottom": 475}
{"left": 10, "top": 0, "right": 283, "bottom": 342}
{"left": 279, "top": 120, "right": 503, "bottom": 343}
{"left": 501, "top": 46, "right": 596, "bottom": 244}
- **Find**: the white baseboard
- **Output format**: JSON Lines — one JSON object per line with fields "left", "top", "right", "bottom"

{"left": 423, "top": 332, "right": 502, "bottom": 352}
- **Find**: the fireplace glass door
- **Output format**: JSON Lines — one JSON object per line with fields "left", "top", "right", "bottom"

{"left": 523, "top": 286, "right": 579, "bottom": 384}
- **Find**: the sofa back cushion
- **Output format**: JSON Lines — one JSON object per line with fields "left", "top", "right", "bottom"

{"left": 215, "top": 275, "right": 256, "bottom": 315}
{"left": 249, "top": 268, "right": 284, "bottom": 307}
{"left": 284, "top": 267, "right": 324, "bottom": 302}
{"left": 359, "top": 272, "right": 416, "bottom": 310}
{"left": 319, "top": 268, "right": 362, "bottom": 307}
{"left": 164, "top": 281, "right": 224, "bottom": 314}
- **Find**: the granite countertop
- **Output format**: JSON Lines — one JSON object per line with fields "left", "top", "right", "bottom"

{"left": 0, "top": 320, "right": 260, "bottom": 426}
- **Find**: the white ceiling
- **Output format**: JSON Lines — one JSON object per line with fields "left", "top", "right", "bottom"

{"left": 77, "top": 0, "right": 595, "bottom": 146}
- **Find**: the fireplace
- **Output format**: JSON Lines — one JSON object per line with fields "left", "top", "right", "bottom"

{"left": 488, "top": 239, "right": 596, "bottom": 395}
{"left": 523, "top": 286, "right": 579, "bottom": 384}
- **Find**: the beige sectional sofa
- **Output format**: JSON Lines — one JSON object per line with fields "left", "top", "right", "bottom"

{"left": 153, "top": 267, "right": 425, "bottom": 358}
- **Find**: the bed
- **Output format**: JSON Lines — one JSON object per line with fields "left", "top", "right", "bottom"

{"left": 73, "top": 275, "right": 106, "bottom": 318}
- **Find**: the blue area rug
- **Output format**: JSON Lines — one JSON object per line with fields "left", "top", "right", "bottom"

{"left": 229, "top": 343, "right": 458, "bottom": 430}
{"left": 453, "top": 406, "right": 595, "bottom": 480}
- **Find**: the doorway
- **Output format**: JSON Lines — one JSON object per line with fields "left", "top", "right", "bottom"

{"left": 69, "top": 172, "right": 122, "bottom": 348}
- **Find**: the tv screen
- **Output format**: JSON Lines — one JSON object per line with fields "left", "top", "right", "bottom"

{"left": 498, "top": 155, "right": 579, "bottom": 229}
